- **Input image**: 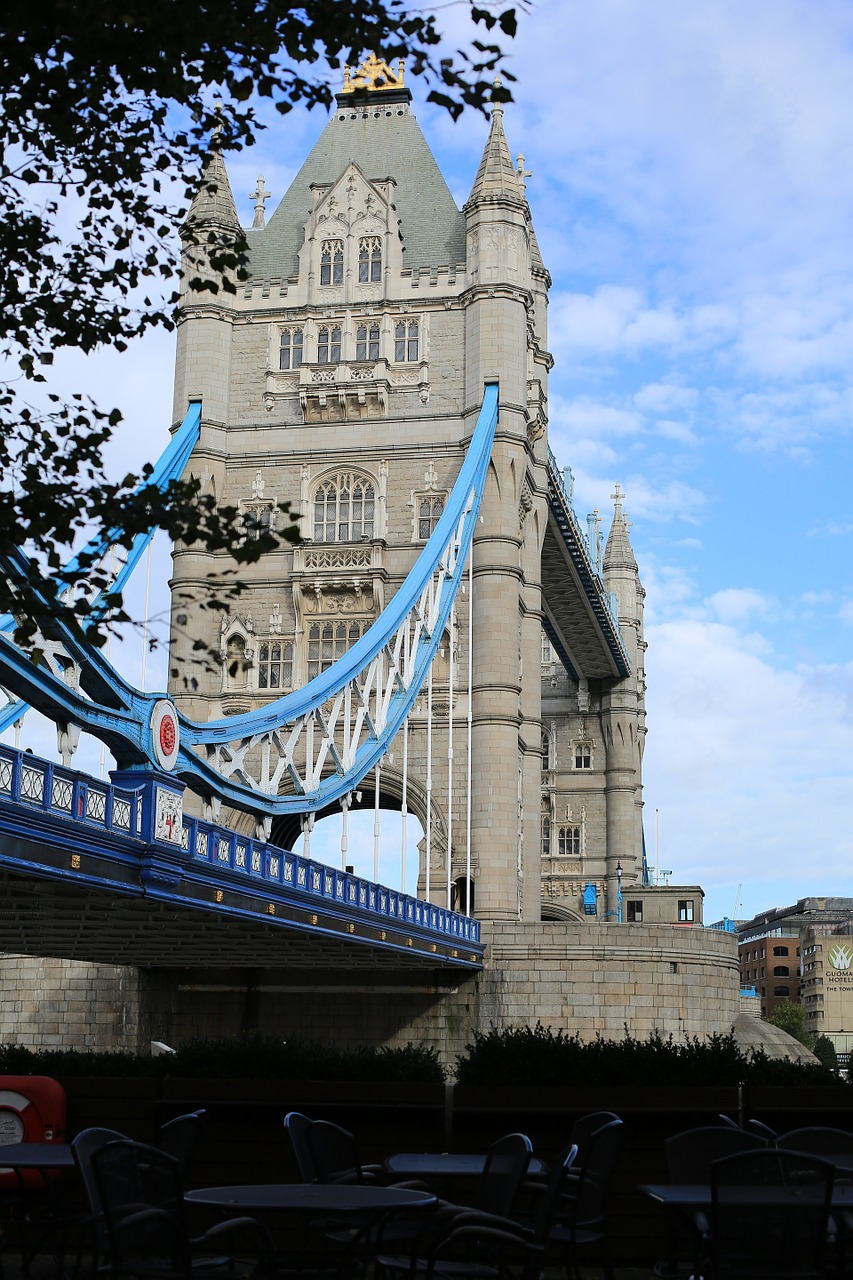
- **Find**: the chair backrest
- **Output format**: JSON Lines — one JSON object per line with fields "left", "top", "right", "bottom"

{"left": 157, "top": 1110, "right": 206, "bottom": 1181}
{"left": 747, "top": 1118, "right": 778, "bottom": 1141}
{"left": 569, "top": 1112, "right": 619, "bottom": 1165}
{"left": 72, "top": 1127, "right": 127, "bottom": 1246}
{"left": 474, "top": 1132, "right": 533, "bottom": 1216}
{"left": 529, "top": 1145, "right": 578, "bottom": 1248}
{"left": 91, "top": 1139, "right": 190, "bottom": 1280}
{"left": 777, "top": 1126, "right": 853, "bottom": 1160}
{"left": 285, "top": 1111, "right": 318, "bottom": 1183}
{"left": 665, "top": 1125, "right": 766, "bottom": 1185}
{"left": 305, "top": 1119, "right": 363, "bottom": 1184}
{"left": 570, "top": 1117, "right": 623, "bottom": 1230}
{"left": 710, "top": 1149, "right": 834, "bottom": 1278}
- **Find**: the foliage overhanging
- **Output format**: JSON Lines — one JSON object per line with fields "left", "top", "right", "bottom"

{"left": 0, "top": 0, "right": 519, "bottom": 649}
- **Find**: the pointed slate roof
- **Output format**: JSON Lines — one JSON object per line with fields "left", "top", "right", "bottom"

{"left": 603, "top": 488, "right": 637, "bottom": 572}
{"left": 186, "top": 148, "right": 241, "bottom": 231}
{"left": 245, "top": 101, "right": 466, "bottom": 281}
{"left": 467, "top": 104, "right": 525, "bottom": 206}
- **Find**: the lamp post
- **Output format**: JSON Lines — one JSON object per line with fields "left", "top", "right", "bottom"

{"left": 616, "top": 861, "right": 623, "bottom": 924}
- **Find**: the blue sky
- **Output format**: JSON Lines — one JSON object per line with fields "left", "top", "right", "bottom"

{"left": 14, "top": 0, "right": 853, "bottom": 925}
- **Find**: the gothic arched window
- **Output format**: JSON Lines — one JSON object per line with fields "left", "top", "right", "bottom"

{"left": 258, "top": 641, "right": 293, "bottom": 690}
{"left": 320, "top": 239, "right": 344, "bottom": 286}
{"left": 358, "top": 237, "right": 382, "bottom": 282}
{"left": 313, "top": 472, "right": 376, "bottom": 542}
{"left": 356, "top": 323, "right": 380, "bottom": 362}
{"left": 307, "top": 620, "right": 369, "bottom": 678}
{"left": 394, "top": 319, "right": 419, "bottom": 362}
{"left": 317, "top": 326, "right": 342, "bottom": 364}
{"left": 417, "top": 494, "right": 444, "bottom": 540}
{"left": 558, "top": 825, "right": 581, "bottom": 857}
{"left": 279, "top": 328, "right": 303, "bottom": 370}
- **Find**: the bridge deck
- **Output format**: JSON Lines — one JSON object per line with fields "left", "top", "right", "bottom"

{"left": 0, "top": 746, "right": 482, "bottom": 972}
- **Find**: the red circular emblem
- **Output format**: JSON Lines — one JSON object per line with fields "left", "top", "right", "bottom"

{"left": 159, "top": 715, "right": 176, "bottom": 757}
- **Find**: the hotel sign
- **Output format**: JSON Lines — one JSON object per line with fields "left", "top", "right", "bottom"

{"left": 826, "top": 938, "right": 853, "bottom": 993}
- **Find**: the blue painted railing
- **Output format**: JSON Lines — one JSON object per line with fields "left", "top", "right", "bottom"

{"left": 0, "top": 743, "right": 139, "bottom": 836}
{"left": 0, "top": 743, "right": 480, "bottom": 947}
{"left": 183, "top": 814, "right": 479, "bottom": 943}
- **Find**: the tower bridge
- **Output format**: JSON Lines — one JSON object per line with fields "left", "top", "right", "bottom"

{"left": 0, "top": 60, "right": 739, "bottom": 1060}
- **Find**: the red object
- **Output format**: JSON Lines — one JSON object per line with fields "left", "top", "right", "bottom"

{"left": 0, "top": 1076, "right": 67, "bottom": 1188}
{"left": 159, "top": 715, "right": 176, "bottom": 756}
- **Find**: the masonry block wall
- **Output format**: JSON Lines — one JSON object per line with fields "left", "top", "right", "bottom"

{"left": 137, "top": 922, "right": 738, "bottom": 1068}
{"left": 0, "top": 955, "right": 141, "bottom": 1050}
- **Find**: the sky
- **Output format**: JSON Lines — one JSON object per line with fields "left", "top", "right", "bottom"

{"left": 11, "top": 0, "right": 853, "bottom": 925}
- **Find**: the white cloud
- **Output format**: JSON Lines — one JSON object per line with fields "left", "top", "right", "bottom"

{"left": 644, "top": 615, "right": 853, "bottom": 898}
{"left": 707, "top": 589, "right": 774, "bottom": 625}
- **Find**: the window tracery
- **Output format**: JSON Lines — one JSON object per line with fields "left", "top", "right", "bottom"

{"left": 307, "top": 619, "right": 370, "bottom": 678}
{"left": 415, "top": 493, "right": 444, "bottom": 540}
{"left": 558, "top": 825, "right": 581, "bottom": 857}
{"left": 358, "top": 237, "right": 382, "bottom": 283}
{"left": 258, "top": 640, "right": 293, "bottom": 690}
{"left": 395, "top": 319, "right": 419, "bottom": 361}
{"left": 279, "top": 328, "right": 303, "bottom": 370}
{"left": 320, "top": 239, "right": 344, "bottom": 286}
{"left": 317, "top": 326, "right": 342, "bottom": 364}
{"left": 313, "top": 472, "right": 376, "bottom": 542}
{"left": 356, "top": 323, "right": 380, "bottom": 362}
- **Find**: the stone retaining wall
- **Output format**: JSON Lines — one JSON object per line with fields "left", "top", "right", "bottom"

{"left": 0, "top": 921, "right": 738, "bottom": 1064}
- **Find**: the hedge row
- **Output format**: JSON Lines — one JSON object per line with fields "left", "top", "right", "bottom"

{"left": 0, "top": 1025, "right": 843, "bottom": 1085}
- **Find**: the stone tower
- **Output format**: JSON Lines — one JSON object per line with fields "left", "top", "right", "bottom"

{"left": 169, "top": 59, "right": 647, "bottom": 923}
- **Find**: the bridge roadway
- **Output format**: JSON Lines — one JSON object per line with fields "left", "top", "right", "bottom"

{"left": 0, "top": 745, "right": 482, "bottom": 972}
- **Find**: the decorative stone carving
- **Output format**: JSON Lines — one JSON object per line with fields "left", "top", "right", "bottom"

{"left": 303, "top": 548, "right": 372, "bottom": 570}
{"left": 155, "top": 787, "right": 183, "bottom": 845}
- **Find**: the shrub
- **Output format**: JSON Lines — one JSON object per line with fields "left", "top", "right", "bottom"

{"left": 0, "top": 1033, "right": 445, "bottom": 1083}
{"left": 454, "top": 1023, "right": 842, "bottom": 1087}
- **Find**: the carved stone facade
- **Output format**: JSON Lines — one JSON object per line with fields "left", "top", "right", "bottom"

{"left": 169, "top": 75, "right": 679, "bottom": 930}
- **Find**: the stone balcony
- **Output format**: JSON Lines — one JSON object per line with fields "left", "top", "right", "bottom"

{"left": 264, "top": 359, "right": 429, "bottom": 423}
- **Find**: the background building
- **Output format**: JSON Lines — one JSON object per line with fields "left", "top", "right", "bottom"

{"left": 738, "top": 897, "right": 853, "bottom": 1020}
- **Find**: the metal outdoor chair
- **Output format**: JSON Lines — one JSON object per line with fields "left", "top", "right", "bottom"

{"left": 659, "top": 1124, "right": 767, "bottom": 1279}
{"left": 777, "top": 1127, "right": 853, "bottom": 1162}
{"left": 157, "top": 1111, "right": 207, "bottom": 1184}
{"left": 91, "top": 1138, "right": 275, "bottom": 1280}
{"left": 378, "top": 1144, "right": 579, "bottom": 1280}
{"left": 708, "top": 1148, "right": 835, "bottom": 1278}
{"left": 284, "top": 1111, "right": 319, "bottom": 1183}
{"left": 305, "top": 1120, "right": 386, "bottom": 1186}
{"left": 67, "top": 1126, "right": 128, "bottom": 1276}
{"left": 546, "top": 1116, "right": 623, "bottom": 1280}
{"left": 374, "top": 1132, "right": 536, "bottom": 1280}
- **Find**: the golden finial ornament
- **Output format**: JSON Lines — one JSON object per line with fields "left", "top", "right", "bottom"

{"left": 341, "top": 54, "right": 405, "bottom": 94}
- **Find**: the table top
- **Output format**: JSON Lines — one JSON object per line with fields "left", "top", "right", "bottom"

{"left": 0, "top": 1143, "right": 75, "bottom": 1169}
{"left": 641, "top": 1182, "right": 853, "bottom": 1209}
{"left": 384, "top": 1153, "right": 547, "bottom": 1178}
{"left": 186, "top": 1184, "right": 437, "bottom": 1212}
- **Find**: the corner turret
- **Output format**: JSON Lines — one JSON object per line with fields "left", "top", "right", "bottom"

{"left": 172, "top": 143, "right": 242, "bottom": 428}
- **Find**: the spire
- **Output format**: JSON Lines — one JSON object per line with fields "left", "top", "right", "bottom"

{"left": 468, "top": 83, "right": 525, "bottom": 206}
{"left": 603, "top": 484, "right": 637, "bottom": 573}
{"left": 186, "top": 147, "right": 241, "bottom": 232}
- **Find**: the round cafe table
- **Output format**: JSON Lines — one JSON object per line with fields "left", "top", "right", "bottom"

{"left": 383, "top": 1152, "right": 547, "bottom": 1180}
{"left": 185, "top": 1184, "right": 437, "bottom": 1213}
